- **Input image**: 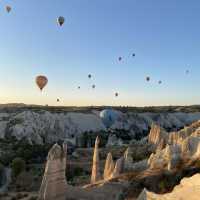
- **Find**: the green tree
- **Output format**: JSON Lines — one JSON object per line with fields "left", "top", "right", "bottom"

{"left": 11, "top": 157, "right": 26, "bottom": 177}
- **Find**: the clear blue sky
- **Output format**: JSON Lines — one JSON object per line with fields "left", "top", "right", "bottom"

{"left": 0, "top": 0, "right": 200, "bottom": 106}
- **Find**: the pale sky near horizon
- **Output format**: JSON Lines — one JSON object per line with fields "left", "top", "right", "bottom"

{"left": 0, "top": 0, "right": 200, "bottom": 106}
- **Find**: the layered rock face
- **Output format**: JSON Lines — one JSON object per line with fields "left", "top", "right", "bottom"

{"left": 148, "top": 121, "right": 200, "bottom": 170}
{"left": 148, "top": 124, "right": 168, "bottom": 147}
{"left": 38, "top": 143, "right": 67, "bottom": 200}
{"left": 137, "top": 173, "right": 200, "bottom": 200}
{"left": 1, "top": 110, "right": 200, "bottom": 144}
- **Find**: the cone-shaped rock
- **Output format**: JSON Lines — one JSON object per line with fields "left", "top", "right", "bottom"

{"left": 91, "top": 136, "right": 101, "bottom": 183}
{"left": 111, "top": 157, "right": 124, "bottom": 178}
{"left": 103, "top": 152, "right": 114, "bottom": 180}
{"left": 38, "top": 143, "right": 67, "bottom": 200}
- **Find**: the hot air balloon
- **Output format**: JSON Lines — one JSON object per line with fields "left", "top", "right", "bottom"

{"left": 35, "top": 75, "right": 48, "bottom": 91}
{"left": 158, "top": 80, "right": 162, "bottom": 84}
{"left": 100, "top": 109, "right": 119, "bottom": 128}
{"left": 186, "top": 70, "right": 189, "bottom": 74}
{"left": 88, "top": 74, "right": 92, "bottom": 79}
{"left": 57, "top": 16, "right": 65, "bottom": 26}
{"left": 92, "top": 84, "right": 96, "bottom": 89}
{"left": 115, "top": 92, "right": 119, "bottom": 97}
{"left": 132, "top": 53, "right": 135, "bottom": 57}
{"left": 118, "top": 57, "right": 122, "bottom": 62}
{"left": 78, "top": 86, "right": 81, "bottom": 89}
{"left": 146, "top": 76, "right": 150, "bottom": 82}
{"left": 57, "top": 98, "right": 60, "bottom": 102}
{"left": 6, "top": 6, "right": 11, "bottom": 13}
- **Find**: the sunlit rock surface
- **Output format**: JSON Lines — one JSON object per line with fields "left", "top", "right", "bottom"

{"left": 103, "top": 152, "right": 114, "bottom": 180}
{"left": 91, "top": 136, "right": 101, "bottom": 183}
{"left": 38, "top": 143, "right": 67, "bottom": 200}
{"left": 137, "top": 173, "right": 200, "bottom": 200}
{"left": 147, "top": 121, "right": 200, "bottom": 170}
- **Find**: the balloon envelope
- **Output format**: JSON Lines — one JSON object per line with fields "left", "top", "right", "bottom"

{"left": 57, "top": 16, "right": 65, "bottom": 26}
{"left": 36, "top": 76, "right": 48, "bottom": 91}
{"left": 6, "top": 6, "right": 11, "bottom": 13}
{"left": 88, "top": 74, "right": 92, "bottom": 79}
{"left": 115, "top": 92, "right": 119, "bottom": 97}
{"left": 118, "top": 57, "right": 122, "bottom": 61}
{"left": 100, "top": 109, "right": 119, "bottom": 128}
{"left": 146, "top": 76, "right": 150, "bottom": 81}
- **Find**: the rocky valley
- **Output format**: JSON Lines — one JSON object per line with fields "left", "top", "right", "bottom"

{"left": 1, "top": 105, "right": 200, "bottom": 199}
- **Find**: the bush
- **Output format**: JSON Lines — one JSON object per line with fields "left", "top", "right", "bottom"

{"left": 11, "top": 157, "right": 26, "bottom": 177}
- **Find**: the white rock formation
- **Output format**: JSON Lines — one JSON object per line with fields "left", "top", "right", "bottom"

{"left": 111, "top": 157, "right": 124, "bottom": 178}
{"left": 148, "top": 124, "right": 168, "bottom": 146}
{"left": 137, "top": 173, "right": 200, "bottom": 200}
{"left": 103, "top": 152, "right": 114, "bottom": 180}
{"left": 124, "top": 147, "right": 133, "bottom": 170}
{"left": 91, "top": 136, "right": 101, "bottom": 183}
{"left": 38, "top": 143, "right": 67, "bottom": 200}
{"left": 147, "top": 121, "right": 200, "bottom": 170}
{"left": 1, "top": 110, "right": 200, "bottom": 144}
{"left": 106, "top": 134, "right": 123, "bottom": 147}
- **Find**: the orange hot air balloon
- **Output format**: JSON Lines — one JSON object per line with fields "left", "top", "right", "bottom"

{"left": 35, "top": 75, "right": 48, "bottom": 91}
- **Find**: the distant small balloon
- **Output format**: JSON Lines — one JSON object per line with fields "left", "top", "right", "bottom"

{"left": 146, "top": 76, "right": 150, "bottom": 82}
{"left": 78, "top": 86, "right": 80, "bottom": 89}
{"left": 132, "top": 53, "right": 135, "bottom": 57}
{"left": 88, "top": 74, "right": 92, "bottom": 79}
{"left": 6, "top": 6, "right": 11, "bottom": 13}
{"left": 158, "top": 80, "right": 162, "bottom": 84}
{"left": 57, "top": 98, "right": 60, "bottom": 102}
{"left": 115, "top": 92, "right": 119, "bottom": 97}
{"left": 186, "top": 70, "right": 189, "bottom": 74}
{"left": 57, "top": 16, "right": 65, "bottom": 26}
{"left": 118, "top": 57, "right": 122, "bottom": 62}
{"left": 35, "top": 75, "right": 48, "bottom": 91}
{"left": 92, "top": 84, "right": 96, "bottom": 89}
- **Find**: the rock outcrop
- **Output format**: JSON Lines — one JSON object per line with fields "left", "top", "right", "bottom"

{"left": 147, "top": 121, "right": 200, "bottom": 171}
{"left": 111, "top": 157, "right": 124, "bottom": 178}
{"left": 103, "top": 152, "right": 114, "bottom": 180}
{"left": 124, "top": 147, "right": 133, "bottom": 171}
{"left": 137, "top": 173, "right": 200, "bottom": 200}
{"left": 91, "top": 136, "right": 101, "bottom": 183}
{"left": 38, "top": 143, "right": 67, "bottom": 200}
{"left": 0, "top": 109, "right": 200, "bottom": 144}
{"left": 106, "top": 134, "right": 123, "bottom": 147}
{"left": 148, "top": 124, "right": 168, "bottom": 146}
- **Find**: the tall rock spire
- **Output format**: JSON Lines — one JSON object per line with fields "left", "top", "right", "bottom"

{"left": 91, "top": 136, "right": 101, "bottom": 183}
{"left": 103, "top": 152, "right": 114, "bottom": 180}
{"left": 38, "top": 143, "right": 67, "bottom": 200}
